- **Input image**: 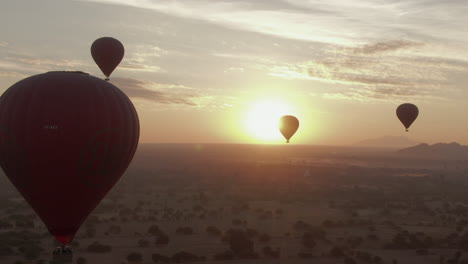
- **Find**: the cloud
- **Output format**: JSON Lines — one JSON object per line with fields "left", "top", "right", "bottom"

{"left": 67, "top": 0, "right": 468, "bottom": 104}
{"left": 350, "top": 40, "right": 424, "bottom": 55}
{"left": 6, "top": 56, "right": 85, "bottom": 69}
{"left": 79, "top": 0, "right": 330, "bottom": 15}
{"left": 0, "top": 41, "right": 168, "bottom": 77}
{"left": 119, "top": 44, "right": 165, "bottom": 73}
{"left": 73, "top": 0, "right": 369, "bottom": 44}
{"left": 267, "top": 39, "right": 468, "bottom": 101}
{"left": 0, "top": 54, "right": 88, "bottom": 75}
{"left": 76, "top": 0, "right": 468, "bottom": 47}
{"left": 118, "top": 62, "right": 162, "bottom": 73}
{"left": 0, "top": 71, "right": 27, "bottom": 78}
{"left": 3, "top": 0, "right": 468, "bottom": 107}
{"left": 224, "top": 67, "right": 245, "bottom": 73}
{"left": 322, "top": 86, "right": 447, "bottom": 103}
{"left": 111, "top": 77, "right": 196, "bottom": 105}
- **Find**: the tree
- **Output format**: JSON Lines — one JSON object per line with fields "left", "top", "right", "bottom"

{"left": 262, "top": 246, "right": 280, "bottom": 258}
{"left": 175, "top": 227, "right": 194, "bottom": 235}
{"left": 127, "top": 252, "right": 143, "bottom": 263}
{"left": 148, "top": 225, "right": 160, "bottom": 236}
{"left": 0, "top": 245, "right": 14, "bottom": 257}
{"left": 172, "top": 251, "right": 199, "bottom": 262}
{"left": 373, "top": 255, "right": 382, "bottom": 264}
{"left": 138, "top": 239, "right": 150, "bottom": 247}
{"left": 86, "top": 227, "right": 96, "bottom": 238}
{"left": 108, "top": 225, "right": 122, "bottom": 234}
{"left": 225, "top": 229, "right": 256, "bottom": 258}
{"left": 18, "top": 243, "right": 43, "bottom": 260}
{"left": 206, "top": 226, "right": 221, "bottom": 236}
{"left": 155, "top": 233, "right": 170, "bottom": 246}
{"left": 416, "top": 248, "right": 428, "bottom": 255}
{"left": 147, "top": 225, "right": 170, "bottom": 246}
{"left": 152, "top": 253, "right": 170, "bottom": 263}
{"left": 298, "top": 252, "right": 314, "bottom": 258}
{"left": 86, "top": 242, "right": 112, "bottom": 253}
{"left": 259, "top": 233, "right": 271, "bottom": 243}
{"left": 330, "top": 246, "right": 345, "bottom": 257}
{"left": 301, "top": 232, "right": 316, "bottom": 249}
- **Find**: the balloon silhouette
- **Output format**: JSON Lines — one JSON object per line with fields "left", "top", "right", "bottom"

{"left": 279, "top": 115, "right": 299, "bottom": 143}
{"left": 396, "top": 103, "right": 419, "bottom": 132}
{"left": 91, "top": 37, "right": 124, "bottom": 80}
{"left": 0, "top": 71, "right": 139, "bottom": 245}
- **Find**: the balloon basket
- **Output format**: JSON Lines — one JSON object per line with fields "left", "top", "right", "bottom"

{"left": 52, "top": 246, "right": 73, "bottom": 263}
{"left": 286, "top": 140, "right": 290, "bottom": 143}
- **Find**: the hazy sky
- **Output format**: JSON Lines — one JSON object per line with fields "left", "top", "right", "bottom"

{"left": 2, "top": 0, "right": 468, "bottom": 145}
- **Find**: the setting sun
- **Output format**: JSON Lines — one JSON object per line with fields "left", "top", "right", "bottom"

{"left": 245, "top": 100, "right": 294, "bottom": 142}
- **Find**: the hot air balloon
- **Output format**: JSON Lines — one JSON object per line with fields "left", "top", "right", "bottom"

{"left": 396, "top": 103, "right": 419, "bottom": 132}
{"left": 91, "top": 37, "right": 124, "bottom": 80}
{"left": 279, "top": 115, "right": 299, "bottom": 143}
{"left": 0, "top": 71, "right": 139, "bottom": 249}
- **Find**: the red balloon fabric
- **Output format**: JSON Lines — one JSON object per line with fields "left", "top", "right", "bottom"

{"left": 0, "top": 71, "right": 139, "bottom": 245}
{"left": 91, "top": 37, "right": 124, "bottom": 78}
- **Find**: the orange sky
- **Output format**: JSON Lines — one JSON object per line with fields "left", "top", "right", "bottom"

{"left": 2, "top": 0, "right": 468, "bottom": 145}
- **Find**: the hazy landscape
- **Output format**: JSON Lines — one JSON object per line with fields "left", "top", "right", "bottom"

{"left": 2, "top": 142, "right": 468, "bottom": 264}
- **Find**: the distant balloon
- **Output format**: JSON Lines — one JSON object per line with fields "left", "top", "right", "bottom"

{"left": 0, "top": 71, "right": 139, "bottom": 245}
{"left": 91, "top": 37, "right": 124, "bottom": 80}
{"left": 279, "top": 115, "right": 299, "bottom": 143}
{"left": 396, "top": 103, "right": 419, "bottom": 132}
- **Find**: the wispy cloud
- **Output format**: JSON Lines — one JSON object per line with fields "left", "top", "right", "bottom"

{"left": 111, "top": 77, "right": 196, "bottom": 105}
{"left": 350, "top": 40, "right": 424, "bottom": 55}
{"left": 4, "top": 0, "right": 468, "bottom": 106}
{"left": 0, "top": 71, "right": 27, "bottom": 78}
{"left": 0, "top": 42, "right": 167, "bottom": 77}
{"left": 119, "top": 62, "right": 162, "bottom": 73}
{"left": 224, "top": 67, "right": 245, "bottom": 73}
{"left": 77, "top": 0, "right": 468, "bottom": 46}
{"left": 267, "top": 39, "right": 466, "bottom": 101}
{"left": 77, "top": 0, "right": 348, "bottom": 43}
{"left": 6, "top": 56, "right": 85, "bottom": 69}
{"left": 0, "top": 49, "right": 88, "bottom": 74}
{"left": 119, "top": 44, "right": 165, "bottom": 73}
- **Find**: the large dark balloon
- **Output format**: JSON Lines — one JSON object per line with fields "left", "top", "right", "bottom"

{"left": 396, "top": 103, "right": 419, "bottom": 132}
{"left": 0, "top": 71, "right": 139, "bottom": 245}
{"left": 279, "top": 115, "right": 299, "bottom": 143}
{"left": 91, "top": 37, "right": 124, "bottom": 79}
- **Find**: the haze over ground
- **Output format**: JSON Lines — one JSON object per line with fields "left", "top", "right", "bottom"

{"left": 2, "top": 0, "right": 468, "bottom": 144}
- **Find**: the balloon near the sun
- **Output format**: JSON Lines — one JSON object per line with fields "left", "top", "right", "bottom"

{"left": 246, "top": 100, "right": 293, "bottom": 142}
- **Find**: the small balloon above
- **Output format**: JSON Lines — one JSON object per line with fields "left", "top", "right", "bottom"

{"left": 279, "top": 115, "right": 299, "bottom": 143}
{"left": 396, "top": 103, "right": 419, "bottom": 132}
{"left": 91, "top": 37, "right": 124, "bottom": 80}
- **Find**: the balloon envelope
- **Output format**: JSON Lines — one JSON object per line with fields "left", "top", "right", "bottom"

{"left": 396, "top": 103, "right": 419, "bottom": 131}
{"left": 279, "top": 115, "right": 299, "bottom": 143}
{"left": 91, "top": 37, "right": 124, "bottom": 78}
{"left": 0, "top": 71, "right": 139, "bottom": 244}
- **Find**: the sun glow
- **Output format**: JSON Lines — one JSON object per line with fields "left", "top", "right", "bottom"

{"left": 246, "top": 100, "right": 294, "bottom": 142}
